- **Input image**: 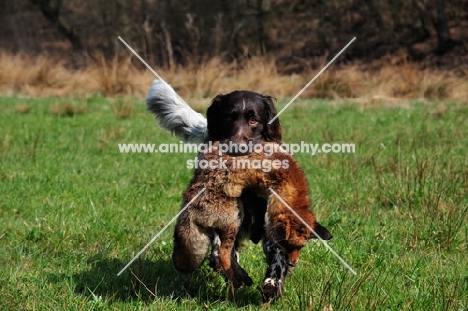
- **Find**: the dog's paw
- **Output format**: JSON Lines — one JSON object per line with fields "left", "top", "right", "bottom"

{"left": 261, "top": 278, "right": 282, "bottom": 303}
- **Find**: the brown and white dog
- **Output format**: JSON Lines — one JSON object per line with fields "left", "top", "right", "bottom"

{"left": 172, "top": 142, "right": 332, "bottom": 298}
{"left": 146, "top": 80, "right": 290, "bottom": 301}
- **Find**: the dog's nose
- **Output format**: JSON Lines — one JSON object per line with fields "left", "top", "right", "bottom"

{"left": 232, "top": 125, "right": 251, "bottom": 144}
{"left": 232, "top": 134, "right": 249, "bottom": 144}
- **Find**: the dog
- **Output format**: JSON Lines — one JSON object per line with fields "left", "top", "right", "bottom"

{"left": 145, "top": 80, "right": 281, "bottom": 144}
{"left": 206, "top": 89, "right": 282, "bottom": 148}
{"left": 146, "top": 80, "right": 291, "bottom": 298}
{"left": 172, "top": 142, "right": 332, "bottom": 298}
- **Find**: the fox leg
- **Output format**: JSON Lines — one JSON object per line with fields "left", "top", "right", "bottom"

{"left": 210, "top": 196, "right": 250, "bottom": 272}
{"left": 218, "top": 226, "right": 239, "bottom": 287}
{"left": 172, "top": 212, "right": 210, "bottom": 273}
{"left": 217, "top": 226, "right": 253, "bottom": 288}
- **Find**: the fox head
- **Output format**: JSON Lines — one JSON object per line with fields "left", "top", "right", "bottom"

{"left": 268, "top": 213, "right": 332, "bottom": 266}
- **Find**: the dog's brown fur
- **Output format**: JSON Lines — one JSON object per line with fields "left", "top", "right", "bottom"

{"left": 172, "top": 142, "right": 332, "bottom": 288}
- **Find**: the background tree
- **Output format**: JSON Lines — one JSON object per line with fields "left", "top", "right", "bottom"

{"left": 0, "top": 0, "right": 465, "bottom": 69}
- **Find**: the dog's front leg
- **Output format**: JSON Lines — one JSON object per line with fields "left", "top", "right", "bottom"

{"left": 261, "top": 239, "right": 289, "bottom": 303}
{"left": 208, "top": 232, "right": 222, "bottom": 272}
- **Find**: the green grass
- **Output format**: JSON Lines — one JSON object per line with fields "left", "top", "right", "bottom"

{"left": 1, "top": 96, "right": 467, "bottom": 310}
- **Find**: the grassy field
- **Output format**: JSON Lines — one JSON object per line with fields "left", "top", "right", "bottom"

{"left": 1, "top": 96, "right": 467, "bottom": 310}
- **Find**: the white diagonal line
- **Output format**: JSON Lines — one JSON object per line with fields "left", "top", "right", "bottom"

{"left": 268, "top": 188, "right": 357, "bottom": 275}
{"left": 117, "top": 187, "right": 206, "bottom": 276}
{"left": 117, "top": 36, "right": 191, "bottom": 107}
{"left": 269, "top": 37, "right": 356, "bottom": 124}
{"left": 118, "top": 36, "right": 168, "bottom": 84}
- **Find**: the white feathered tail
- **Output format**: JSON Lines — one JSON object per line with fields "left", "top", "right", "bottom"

{"left": 146, "top": 79, "right": 208, "bottom": 143}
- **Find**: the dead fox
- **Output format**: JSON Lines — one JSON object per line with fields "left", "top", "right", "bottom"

{"left": 172, "top": 142, "right": 332, "bottom": 294}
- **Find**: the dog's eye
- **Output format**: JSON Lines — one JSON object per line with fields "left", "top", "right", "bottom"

{"left": 249, "top": 118, "right": 258, "bottom": 126}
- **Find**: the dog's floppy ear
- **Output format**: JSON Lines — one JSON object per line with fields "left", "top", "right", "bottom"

{"left": 206, "top": 94, "right": 223, "bottom": 141}
{"left": 262, "top": 95, "right": 282, "bottom": 142}
{"left": 311, "top": 222, "right": 333, "bottom": 240}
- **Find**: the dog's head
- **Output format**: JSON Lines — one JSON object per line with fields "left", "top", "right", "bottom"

{"left": 206, "top": 90, "right": 282, "bottom": 154}
{"left": 268, "top": 213, "right": 332, "bottom": 267}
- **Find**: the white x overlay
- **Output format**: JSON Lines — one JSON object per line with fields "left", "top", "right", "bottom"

{"left": 269, "top": 37, "right": 356, "bottom": 124}
{"left": 117, "top": 188, "right": 206, "bottom": 276}
{"left": 117, "top": 36, "right": 191, "bottom": 107}
{"left": 116, "top": 36, "right": 357, "bottom": 276}
{"left": 269, "top": 188, "right": 356, "bottom": 275}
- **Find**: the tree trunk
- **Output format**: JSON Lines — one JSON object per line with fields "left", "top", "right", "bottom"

{"left": 434, "top": 0, "right": 453, "bottom": 55}
{"left": 161, "top": 21, "right": 175, "bottom": 70}
{"left": 28, "top": 0, "right": 83, "bottom": 50}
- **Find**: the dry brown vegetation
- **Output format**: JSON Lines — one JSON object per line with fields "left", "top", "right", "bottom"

{"left": 15, "top": 103, "right": 32, "bottom": 114}
{"left": 110, "top": 98, "right": 135, "bottom": 119}
{"left": 48, "top": 102, "right": 87, "bottom": 116}
{"left": 0, "top": 52, "right": 467, "bottom": 103}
